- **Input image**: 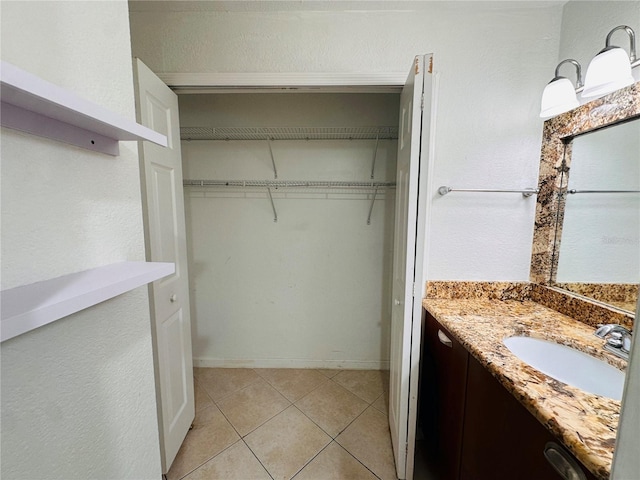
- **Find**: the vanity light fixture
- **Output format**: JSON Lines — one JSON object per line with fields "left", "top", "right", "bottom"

{"left": 582, "top": 25, "right": 638, "bottom": 98}
{"left": 540, "top": 25, "right": 640, "bottom": 118}
{"left": 539, "top": 59, "right": 583, "bottom": 118}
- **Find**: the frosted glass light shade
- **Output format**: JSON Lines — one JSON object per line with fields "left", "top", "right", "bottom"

{"left": 540, "top": 78, "right": 580, "bottom": 118}
{"left": 582, "top": 47, "right": 634, "bottom": 98}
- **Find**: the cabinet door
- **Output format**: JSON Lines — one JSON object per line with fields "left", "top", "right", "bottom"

{"left": 460, "top": 354, "right": 597, "bottom": 480}
{"left": 420, "top": 312, "right": 469, "bottom": 480}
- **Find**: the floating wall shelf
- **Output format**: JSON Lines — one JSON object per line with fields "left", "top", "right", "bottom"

{"left": 0, "top": 261, "right": 175, "bottom": 343}
{"left": 0, "top": 60, "right": 167, "bottom": 156}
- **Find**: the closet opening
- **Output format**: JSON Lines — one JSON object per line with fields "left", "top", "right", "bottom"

{"left": 177, "top": 91, "right": 401, "bottom": 372}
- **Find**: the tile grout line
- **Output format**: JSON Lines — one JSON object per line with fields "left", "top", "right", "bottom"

{"left": 240, "top": 403, "right": 332, "bottom": 480}
{"left": 200, "top": 369, "right": 265, "bottom": 405}
{"left": 238, "top": 402, "right": 293, "bottom": 439}
{"left": 197, "top": 375, "right": 268, "bottom": 443}
{"left": 333, "top": 441, "right": 386, "bottom": 480}
{"left": 174, "top": 438, "right": 244, "bottom": 480}
{"left": 241, "top": 437, "right": 276, "bottom": 480}
{"left": 333, "top": 403, "right": 394, "bottom": 478}
{"left": 293, "top": 380, "right": 367, "bottom": 439}
{"left": 287, "top": 438, "right": 335, "bottom": 480}
{"left": 213, "top": 374, "right": 291, "bottom": 408}
{"left": 334, "top": 401, "right": 378, "bottom": 441}
{"left": 212, "top": 383, "right": 293, "bottom": 440}
{"left": 252, "top": 368, "right": 336, "bottom": 403}
{"left": 291, "top": 373, "right": 388, "bottom": 439}
{"left": 331, "top": 371, "right": 388, "bottom": 406}
{"left": 288, "top": 403, "right": 335, "bottom": 439}
{"left": 173, "top": 376, "right": 225, "bottom": 480}
{"left": 291, "top": 375, "right": 333, "bottom": 404}
{"left": 290, "top": 379, "right": 391, "bottom": 478}
{"left": 213, "top": 397, "right": 248, "bottom": 439}
{"left": 288, "top": 397, "right": 389, "bottom": 480}
{"left": 279, "top": 434, "right": 385, "bottom": 480}
{"left": 193, "top": 376, "right": 216, "bottom": 412}
{"left": 371, "top": 390, "right": 389, "bottom": 414}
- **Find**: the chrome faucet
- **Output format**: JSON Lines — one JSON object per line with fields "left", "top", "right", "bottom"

{"left": 595, "top": 324, "right": 632, "bottom": 360}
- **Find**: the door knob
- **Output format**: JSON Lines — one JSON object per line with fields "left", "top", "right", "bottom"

{"left": 170, "top": 294, "right": 177, "bottom": 303}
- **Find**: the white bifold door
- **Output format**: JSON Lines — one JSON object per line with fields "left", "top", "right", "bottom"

{"left": 389, "top": 54, "right": 434, "bottom": 480}
{"left": 133, "top": 58, "right": 195, "bottom": 474}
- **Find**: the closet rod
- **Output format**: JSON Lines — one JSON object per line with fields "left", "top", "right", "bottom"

{"left": 567, "top": 189, "right": 640, "bottom": 194}
{"left": 438, "top": 186, "right": 539, "bottom": 198}
{"left": 183, "top": 180, "right": 396, "bottom": 189}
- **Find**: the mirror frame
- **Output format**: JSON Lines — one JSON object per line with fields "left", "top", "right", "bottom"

{"left": 530, "top": 82, "right": 640, "bottom": 311}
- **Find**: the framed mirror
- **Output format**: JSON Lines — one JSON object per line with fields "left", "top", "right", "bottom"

{"left": 530, "top": 82, "right": 640, "bottom": 316}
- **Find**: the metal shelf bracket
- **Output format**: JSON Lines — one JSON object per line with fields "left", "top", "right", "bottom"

{"left": 267, "top": 138, "right": 278, "bottom": 179}
{"left": 267, "top": 187, "right": 278, "bottom": 223}
{"left": 370, "top": 135, "right": 379, "bottom": 179}
{"left": 367, "top": 186, "right": 379, "bottom": 225}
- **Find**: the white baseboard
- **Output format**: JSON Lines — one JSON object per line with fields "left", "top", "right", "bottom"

{"left": 193, "top": 357, "right": 390, "bottom": 370}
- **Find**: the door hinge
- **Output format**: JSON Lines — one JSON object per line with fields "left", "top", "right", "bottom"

{"left": 420, "top": 94, "right": 424, "bottom": 111}
{"left": 412, "top": 282, "right": 416, "bottom": 298}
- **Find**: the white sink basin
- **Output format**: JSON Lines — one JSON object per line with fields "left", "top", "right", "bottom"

{"left": 503, "top": 336, "right": 625, "bottom": 400}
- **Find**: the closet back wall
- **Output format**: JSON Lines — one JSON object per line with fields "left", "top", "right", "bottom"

{"left": 180, "top": 93, "right": 399, "bottom": 369}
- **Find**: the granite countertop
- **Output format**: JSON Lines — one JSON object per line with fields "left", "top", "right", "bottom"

{"left": 422, "top": 297, "right": 627, "bottom": 480}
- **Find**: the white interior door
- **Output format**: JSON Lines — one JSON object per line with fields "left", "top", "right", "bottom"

{"left": 389, "top": 55, "right": 430, "bottom": 480}
{"left": 133, "top": 58, "right": 195, "bottom": 473}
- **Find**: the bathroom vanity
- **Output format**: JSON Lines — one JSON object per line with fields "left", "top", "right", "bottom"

{"left": 420, "top": 286, "right": 624, "bottom": 480}
{"left": 416, "top": 81, "right": 639, "bottom": 480}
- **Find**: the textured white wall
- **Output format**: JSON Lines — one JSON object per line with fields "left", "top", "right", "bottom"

{"left": 129, "top": 1, "right": 564, "bottom": 282}
{"left": 180, "top": 93, "right": 397, "bottom": 368}
{"left": 0, "top": 1, "right": 161, "bottom": 479}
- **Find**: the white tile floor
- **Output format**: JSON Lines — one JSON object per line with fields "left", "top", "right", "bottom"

{"left": 167, "top": 368, "right": 397, "bottom": 480}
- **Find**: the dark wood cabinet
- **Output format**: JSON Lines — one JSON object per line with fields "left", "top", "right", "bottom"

{"left": 460, "top": 353, "right": 596, "bottom": 480}
{"left": 419, "top": 310, "right": 597, "bottom": 480}
{"left": 420, "top": 311, "right": 469, "bottom": 480}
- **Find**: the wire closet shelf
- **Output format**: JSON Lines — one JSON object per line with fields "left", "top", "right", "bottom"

{"left": 183, "top": 180, "right": 396, "bottom": 189}
{"left": 180, "top": 126, "right": 399, "bottom": 141}
{"left": 180, "top": 127, "right": 398, "bottom": 224}
{"left": 182, "top": 180, "right": 394, "bottom": 225}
